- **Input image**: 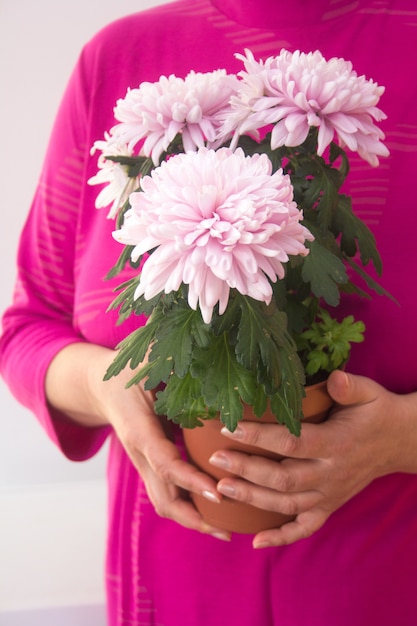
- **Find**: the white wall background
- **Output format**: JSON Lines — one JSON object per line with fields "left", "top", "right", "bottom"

{"left": 0, "top": 1, "right": 166, "bottom": 624}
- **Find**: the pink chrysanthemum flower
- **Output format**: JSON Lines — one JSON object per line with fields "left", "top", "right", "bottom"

{"left": 113, "top": 147, "right": 313, "bottom": 323}
{"left": 88, "top": 133, "right": 139, "bottom": 218}
{"left": 109, "top": 70, "right": 239, "bottom": 166}
{"left": 222, "top": 49, "right": 389, "bottom": 166}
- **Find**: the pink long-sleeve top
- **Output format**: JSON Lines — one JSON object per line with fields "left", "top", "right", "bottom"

{"left": 2, "top": 1, "right": 417, "bottom": 624}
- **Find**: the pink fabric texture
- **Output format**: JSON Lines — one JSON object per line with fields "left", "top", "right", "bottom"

{"left": 1, "top": 0, "right": 417, "bottom": 624}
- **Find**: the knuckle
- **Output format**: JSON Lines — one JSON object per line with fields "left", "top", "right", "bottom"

{"left": 239, "top": 485, "right": 256, "bottom": 505}
{"left": 153, "top": 501, "right": 170, "bottom": 519}
{"left": 301, "top": 510, "right": 327, "bottom": 537}
{"left": 245, "top": 426, "right": 263, "bottom": 448}
{"left": 151, "top": 456, "right": 172, "bottom": 482}
{"left": 223, "top": 480, "right": 255, "bottom": 505}
{"left": 234, "top": 459, "right": 250, "bottom": 479}
{"left": 296, "top": 522, "right": 317, "bottom": 540}
{"left": 279, "top": 432, "right": 300, "bottom": 457}
{"left": 278, "top": 496, "right": 299, "bottom": 517}
{"left": 270, "top": 468, "right": 295, "bottom": 492}
{"left": 244, "top": 424, "right": 298, "bottom": 458}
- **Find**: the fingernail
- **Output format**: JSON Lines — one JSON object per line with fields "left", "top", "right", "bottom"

{"left": 217, "top": 483, "right": 236, "bottom": 497}
{"left": 211, "top": 532, "right": 231, "bottom": 542}
{"left": 202, "top": 490, "right": 221, "bottom": 504}
{"left": 253, "top": 540, "right": 272, "bottom": 549}
{"left": 209, "top": 452, "right": 231, "bottom": 470}
{"left": 221, "top": 426, "right": 244, "bottom": 439}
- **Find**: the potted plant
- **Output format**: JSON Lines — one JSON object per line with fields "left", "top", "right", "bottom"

{"left": 89, "top": 49, "right": 392, "bottom": 532}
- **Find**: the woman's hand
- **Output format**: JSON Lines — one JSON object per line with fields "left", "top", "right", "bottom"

{"left": 209, "top": 370, "right": 417, "bottom": 548}
{"left": 46, "top": 342, "right": 230, "bottom": 541}
{"left": 102, "top": 373, "right": 230, "bottom": 540}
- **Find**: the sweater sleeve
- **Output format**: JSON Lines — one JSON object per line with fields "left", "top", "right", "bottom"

{"left": 0, "top": 44, "right": 111, "bottom": 461}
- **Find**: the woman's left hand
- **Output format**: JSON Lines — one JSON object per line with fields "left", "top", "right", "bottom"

{"left": 209, "top": 370, "right": 417, "bottom": 548}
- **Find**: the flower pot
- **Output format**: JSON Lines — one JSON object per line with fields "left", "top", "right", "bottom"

{"left": 182, "top": 380, "right": 333, "bottom": 534}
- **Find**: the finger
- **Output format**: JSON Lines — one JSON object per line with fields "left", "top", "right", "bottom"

{"left": 137, "top": 458, "right": 232, "bottom": 539}
{"left": 210, "top": 450, "right": 324, "bottom": 493}
{"left": 327, "top": 370, "right": 379, "bottom": 407}
{"left": 216, "top": 475, "right": 322, "bottom": 517}
{"left": 219, "top": 421, "right": 328, "bottom": 460}
{"left": 121, "top": 413, "right": 222, "bottom": 503}
{"left": 145, "top": 436, "right": 224, "bottom": 501}
{"left": 252, "top": 508, "right": 328, "bottom": 548}
{"left": 155, "top": 489, "right": 231, "bottom": 541}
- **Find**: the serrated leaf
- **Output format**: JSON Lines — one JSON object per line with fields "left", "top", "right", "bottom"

{"left": 153, "top": 373, "right": 210, "bottom": 428}
{"left": 301, "top": 240, "right": 348, "bottom": 305}
{"left": 104, "top": 154, "right": 154, "bottom": 179}
{"left": 301, "top": 310, "right": 365, "bottom": 374}
{"left": 344, "top": 256, "right": 398, "bottom": 303}
{"left": 149, "top": 304, "right": 208, "bottom": 380}
{"left": 130, "top": 291, "right": 165, "bottom": 318}
{"left": 106, "top": 276, "right": 139, "bottom": 311}
{"left": 332, "top": 195, "right": 382, "bottom": 274}
{"left": 107, "top": 277, "right": 166, "bottom": 324}
{"left": 270, "top": 386, "right": 303, "bottom": 437}
{"left": 103, "top": 320, "right": 158, "bottom": 381}
{"left": 191, "top": 333, "right": 257, "bottom": 432}
{"left": 210, "top": 293, "right": 241, "bottom": 336}
{"left": 233, "top": 296, "right": 298, "bottom": 394}
{"left": 105, "top": 245, "right": 136, "bottom": 280}
{"left": 329, "top": 141, "right": 350, "bottom": 182}
{"left": 125, "top": 359, "right": 156, "bottom": 388}
{"left": 266, "top": 338, "right": 305, "bottom": 432}
{"left": 110, "top": 279, "right": 150, "bottom": 326}
{"left": 305, "top": 351, "right": 330, "bottom": 376}
{"left": 252, "top": 384, "right": 268, "bottom": 418}
{"left": 294, "top": 158, "right": 341, "bottom": 231}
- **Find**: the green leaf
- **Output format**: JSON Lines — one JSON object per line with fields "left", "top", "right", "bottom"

{"left": 103, "top": 320, "right": 158, "bottom": 381}
{"left": 270, "top": 386, "right": 303, "bottom": 437}
{"left": 252, "top": 384, "right": 268, "bottom": 418}
{"left": 237, "top": 298, "right": 282, "bottom": 384}
{"left": 112, "top": 298, "right": 212, "bottom": 392}
{"left": 264, "top": 331, "right": 306, "bottom": 435}
{"left": 305, "top": 350, "right": 330, "bottom": 376}
{"left": 124, "top": 359, "right": 156, "bottom": 388}
{"left": 291, "top": 157, "right": 341, "bottom": 232}
{"left": 104, "top": 154, "right": 154, "bottom": 178}
{"left": 305, "top": 164, "right": 339, "bottom": 227}
{"left": 300, "top": 309, "right": 366, "bottom": 375}
{"left": 148, "top": 303, "right": 209, "bottom": 382}
{"left": 344, "top": 256, "right": 398, "bottom": 303}
{"left": 153, "top": 373, "right": 210, "bottom": 428}
{"left": 332, "top": 195, "right": 382, "bottom": 274}
{"left": 210, "top": 293, "right": 241, "bottom": 337}
{"left": 301, "top": 239, "right": 348, "bottom": 305}
{"left": 105, "top": 245, "right": 137, "bottom": 280}
{"left": 130, "top": 291, "right": 166, "bottom": 318}
{"left": 191, "top": 333, "right": 257, "bottom": 432}
{"left": 106, "top": 276, "right": 139, "bottom": 311}
{"left": 107, "top": 276, "right": 167, "bottom": 324}
{"left": 329, "top": 142, "right": 350, "bottom": 183}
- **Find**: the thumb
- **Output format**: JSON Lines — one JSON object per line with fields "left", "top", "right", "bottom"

{"left": 326, "top": 370, "right": 378, "bottom": 407}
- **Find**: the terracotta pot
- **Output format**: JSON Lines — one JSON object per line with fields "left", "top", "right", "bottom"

{"left": 182, "top": 380, "right": 333, "bottom": 534}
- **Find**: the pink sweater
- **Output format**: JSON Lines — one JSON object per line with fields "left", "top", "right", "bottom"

{"left": 2, "top": 1, "right": 417, "bottom": 624}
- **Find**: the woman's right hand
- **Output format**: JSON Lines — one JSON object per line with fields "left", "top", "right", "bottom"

{"left": 45, "top": 342, "right": 231, "bottom": 540}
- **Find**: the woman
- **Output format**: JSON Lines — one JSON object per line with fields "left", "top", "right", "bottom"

{"left": 1, "top": 0, "right": 417, "bottom": 624}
